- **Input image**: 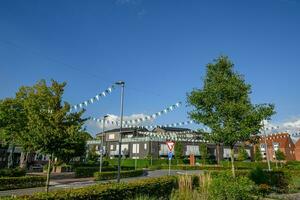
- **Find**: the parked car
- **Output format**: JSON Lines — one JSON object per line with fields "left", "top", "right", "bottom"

{"left": 29, "top": 164, "right": 43, "bottom": 172}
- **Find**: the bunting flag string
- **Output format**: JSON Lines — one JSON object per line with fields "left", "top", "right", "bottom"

{"left": 70, "top": 84, "right": 116, "bottom": 112}
{"left": 137, "top": 131, "right": 207, "bottom": 143}
{"left": 90, "top": 101, "right": 182, "bottom": 125}
{"left": 123, "top": 120, "right": 194, "bottom": 129}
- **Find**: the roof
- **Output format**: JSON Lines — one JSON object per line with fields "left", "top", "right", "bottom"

{"left": 258, "top": 132, "right": 294, "bottom": 148}
{"left": 96, "top": 127, "right": 149, "bottom": 136}
{"left": 153, "top": 127, "right": 192, "bottom": 132}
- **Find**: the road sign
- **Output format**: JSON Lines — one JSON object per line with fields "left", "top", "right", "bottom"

{"left": 166, "top": 141, "right": 175, "bottom": 152}
{"left": 168, "top": 151, "right": 173, "bottom": 160}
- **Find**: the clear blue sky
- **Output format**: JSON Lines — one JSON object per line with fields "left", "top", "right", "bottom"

{"left": 1, "top": 0, "right": 300, "bottom": 135}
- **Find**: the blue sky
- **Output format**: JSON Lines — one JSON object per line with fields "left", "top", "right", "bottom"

{"left": 1, "top": 0, "right": 300, "bottom": 136}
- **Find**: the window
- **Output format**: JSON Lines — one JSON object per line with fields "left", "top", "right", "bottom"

{"left": 186, "top": 145, "right": 200, "bottom": 156}
{"left": 273, "top": 142, "right": 279, "bottom": 151}
{"left": 108, "top": 134, "right": 115, "bottom": 139}
{"left": 110, "top": 145, "right": 114, "bottom": 150}
{"left": 132, "top": 144, "right": 140, "bottom": 153}
{"left": 144, "top": 143, "right": 147, "bottom": 150}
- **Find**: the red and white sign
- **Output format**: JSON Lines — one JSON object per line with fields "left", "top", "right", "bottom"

{"left": 166, "top": 141, "right": 175, "bottom": 152}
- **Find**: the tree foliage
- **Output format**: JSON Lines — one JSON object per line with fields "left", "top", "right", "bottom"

{"left": 254, "top": 145, "right": 263, "bottom": 162}
{"left": 199, "top": 143, "right": 208, "bottom": 165}
{"left": 174, "top": 141, "right": 184, "bottom": 159}
{"left": 275, "top": 150, "right": 286, "bottom": 161}
{"left": 0, "top": 80, "right": 89, "bottom": 164}
{"left": 237, "top": 146, "right": 248, "bottom": 161}
{"left": 187, "top": 56, "right": 275, "bottom": 176}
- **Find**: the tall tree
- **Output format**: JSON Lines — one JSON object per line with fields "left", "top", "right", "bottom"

{"left": 0, "top": 98, "right": 28, "bottom": 168}
{"left": 187, "top": 56, "right": 275, "bottom": 177}
{"left": 16, "top": 80, "right": 86, "bottom": 192}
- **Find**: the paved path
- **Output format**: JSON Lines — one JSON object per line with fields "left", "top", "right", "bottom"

{"left": 0, "top": 170, "right": 203, "bottom": 197}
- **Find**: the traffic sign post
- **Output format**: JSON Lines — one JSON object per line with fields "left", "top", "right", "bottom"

{"left": 166, "top": 141, "right": 175, "bottom": 175}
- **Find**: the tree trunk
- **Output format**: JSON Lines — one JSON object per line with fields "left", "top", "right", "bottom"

{"left": 19, "top": 152, "right": 29, "bottom": 169}
{"left": 230, "top": 147, "right": 235, "bottom": 178}
{"left": 45, "top": 154, "right": 52, "bottom": 193}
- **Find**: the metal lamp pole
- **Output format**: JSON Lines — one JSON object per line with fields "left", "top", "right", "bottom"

{"left": 100, "top": 115, "right": 108, "bottom": 173}
{"left": 116, "top": 81, "right": 125, "bottom": 183}
{"left": 263, "top": 124, "right": 271, "bottom": 171}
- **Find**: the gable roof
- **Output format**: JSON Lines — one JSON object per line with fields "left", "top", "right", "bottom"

{"left": 96, "top": 127, "right": 148, "bottom": 137}
{"left": 153, "top": 127, "right": 192, "bottom": 132}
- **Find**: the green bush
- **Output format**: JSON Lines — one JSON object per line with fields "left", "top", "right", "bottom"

{"left": 75, "top": 166, "right": 116, "bottom": 177}
{"left": 209, "top": 172, "right": 255, "bottom": 200}
{"left": 94, "top": 170, "right": 144, "bottom": 181}
{"left": 0, "top": 176, "right": 46, "bottom": 190}
{"left": 13, "top": 176, "right": 177, "bottom": 200}
{"left": 0, "top": 168, "right": 26, "bottom": 177}
{"left": 249, "top": 167, "right": 291, "bottom": 193}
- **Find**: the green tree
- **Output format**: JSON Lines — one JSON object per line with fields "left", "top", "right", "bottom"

{"left": 174, "top": 141, "right": 184, "bottom": 164}
{"left": 275, "top": 150, "right": 285, "bottom": 161}
{"left": 187, "top": 56, "right": 275, "bottom": 177}
{"left": 254, "top": 145, "right": 263, "bottom": 162}
{"left": 237, "top": 146, "right": 248, "bottom": 161}
{"left": 199, "top": 143, "right": 208, "bottom": 165}
{"left": 16, "top": 80, "right": 86, "bottom": 192}
{"left": 0, "top": 98, "right": 29, "bottom": 168}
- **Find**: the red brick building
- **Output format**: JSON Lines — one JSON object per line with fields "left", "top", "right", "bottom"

{"left": 258, "top": 133, "right": 295, "bottom": 161}
{"left": 294, "top": 139, "right": 300, "bottom": 161}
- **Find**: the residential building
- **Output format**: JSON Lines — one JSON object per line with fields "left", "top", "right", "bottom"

{"left": 257, "top": 133, "right": 295, "bottom": 161}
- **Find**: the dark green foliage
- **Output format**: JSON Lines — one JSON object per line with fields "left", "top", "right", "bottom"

{"left": 12, "top": 176, "right": 177, "bottom": 200}
{"left": 209, "top": 172, "right": 255, "bottom": 200}
{"left": 254, "top": 146, "right": 263, "bottom": 162}
{"left": 249, "top": 167, "right": 291, "bottom": 193}
{"left": 187, "top": 56, "right": 275, "bottom": 176}
{"left": 0, "top": 176, "right": 46, "bottom": 190}
{"left": 75, "top": 166, "right": 116, "bottom": 178}
{"left": 94, "top": 170, "right": 144, "bottom": 181}
{"left": 237, "top": 146, "right": 248, "bottom": 161}
{"left": 275, "top": 150, "right": 286, "bottom": 161}
{"left": 0, "top": 168, "right": 26, "bottom": 177}
{"left": 174, "top": 141, "right": 184, "bottom": 159}
{"left": 199, "top": 143, "right": 208, "bottom": 165}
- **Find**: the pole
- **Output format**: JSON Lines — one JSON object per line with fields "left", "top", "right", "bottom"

{"left": 117, "top": 81, "right": 125, "bottom": 183}
{"left": 45, "top": 154, "right": 52, "bottom": 193}
{"left": 263, "top": 125, "right": 271, "bottom": 171}
{"left": 168, "top": 157, "right": 171, "bottom": 175}
{"left": 100, "top": 116, "right": 107, "bottom": 173}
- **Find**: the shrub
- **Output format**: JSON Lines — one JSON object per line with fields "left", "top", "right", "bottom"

{"left": 13, "top": 176, "right": 177, "bottom": 200}
{"left": 0, "top": 176, "right": 46, "bottom": 190}
{"left": 208, "top": 172, "right": 255, "bottom": 200}
{"left": 0, "top": 168, "right": 26, "bottom": 177}
{"left": 94, "top": 170, "right": 144, "bottom": 181}
{"left": 249, "top": 167, "right": 291, "bottom": 193}
{"left": 75, "top": 166, "right": 117, "bottom": 177}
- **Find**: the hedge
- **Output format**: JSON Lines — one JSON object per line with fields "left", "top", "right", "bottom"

{"left": 0, "top": 176, "right": 46, "bottom": 191}
{"left": 94, "top": 170, "right": 144, "bottom": 181}
{"left": 75, "top": 166, "right": 136, "bottom": 178}
{"left": 0, "top": 168, "right": 26, "bottom": 177}
{"left": 11, "top": 176, "right": 177, "bottom": 200}
{"left": 208, "top": 168, "right": 291, "bottom": 193}
{"left": 75, "top": 166, "right": 116, "bottom": 178}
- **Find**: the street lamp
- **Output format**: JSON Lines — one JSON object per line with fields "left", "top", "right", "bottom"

{"left": 262, "top": 121, "right": 271, "bottom": 171}
{"left": 115, "top": 81, "right": 125, "bottom": 183}
{"left": 99, "top": 115, "right": 108, "bottom": 173}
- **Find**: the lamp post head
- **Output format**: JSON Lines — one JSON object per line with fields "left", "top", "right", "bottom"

{"left": 115, "top": 81, "right": 125, "bottom": 86}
